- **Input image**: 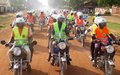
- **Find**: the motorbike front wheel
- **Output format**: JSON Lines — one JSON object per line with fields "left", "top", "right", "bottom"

{"left": 81, "top": 36, "right": 85, "bottom": 47}
{"left": 13, "top": 69, "right": 19, "bottom": 75}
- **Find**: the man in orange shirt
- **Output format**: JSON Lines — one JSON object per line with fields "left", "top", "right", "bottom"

{"left": 27, "top": 11, "right": 35, "bottom": 32}
{"left": 27, "top": 11, "right": 34, "bottom": 23}
{"left": 74, "top": 12, "right": 86, "bottom": 37}
{"left": 39, "top": 11, "right": 45, "bottom": 23}
{"left": 92, "top": 17, "right": 116, "bottom": 66}
{"left": 39, "top": 11, "right": 46, "bottom": 30}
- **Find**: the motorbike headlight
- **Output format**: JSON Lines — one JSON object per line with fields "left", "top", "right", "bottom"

{"left": 80, "top": 27, "right": 85, "bottom": 31}
{"left": 13, "top": 47, "right": 22, "bottom": 56}
{"left": 58, "top": 42, "right": 66, "bottom": 50}
{"left": 105, "top": 45, "right": 114, "bottom": 54}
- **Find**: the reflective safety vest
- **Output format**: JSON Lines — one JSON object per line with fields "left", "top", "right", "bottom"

{"left": 76, "top": 18, "right": 84, "bottom": 26}
{"left": 68, "top": 14, "right": 74, "bottom": 21}
{"left": 13, "top": 27, "right": 28, "bottom": 46}
{"left": 39, "top": 14, "right": 45, "bottom": 20}
{"left": 91, "top": 23, "right": 97, "bottom": 35}
{"left": 95, "top": 27, "right": 109, "bottom": 45}
{"left": 27, "top": 15, "right": 34, "bottom": 23}
{"left": 53, "top": 22, "right": 67, "bottom": 40}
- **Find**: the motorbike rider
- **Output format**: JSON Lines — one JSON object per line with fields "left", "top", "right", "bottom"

{"left": 67, "top": 11, "right": 75, "bottom": 36}
{"left": 67, "top": 11, "right": 74, "bottom": 22}
{"left": 74, "top": 11, "right": 78, "bottom": 20}
{"left": 47, "top": 15, "right": 54, "bottom": 33}
{"left": 92, "top": 17, "right": 116, "bottom": 66}
{"left": 85, "top": 16, "right": 101, "bottom": 61}
{"left": 47, "top": 14, "right": 54, "bottom": 48}
{"left": 49, "top": 15, "right": 71, "bottom": 65}
{"left": 39, "top": 11, "right": 45, "bottom": 24}
{"left": 27, "top": 11, "right": 35, "bottom": 32}
{"left": 27, "top": 11, "right": 35, "bottom": 24}
{"left": 74, "top": 12, "right": 86, "bottom": 37}
{"left": 93, "top": 12, "right": 100, "bottom": 22}
{"left": 8, "top": 17, "right": 32, "bottom": 69}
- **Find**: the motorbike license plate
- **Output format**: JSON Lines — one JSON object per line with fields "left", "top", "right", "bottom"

{"left": 61, "top": 57, "right": 66, "bottom": 61}
{"left": 81, "top": 34, "right": 84, "bottom": 36}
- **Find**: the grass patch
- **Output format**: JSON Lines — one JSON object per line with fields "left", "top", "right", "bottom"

{"left": 0, "top": 22, "right": 11, "bottom": 30}
{"left": 107, "top": 22, "right": 120, "bottom": 30}
{"left": 107, "top": 22, "right": 120, "bottom": 36}
{"left": 87, "top": 16, "right": 120, "bottom": 36}
{"left": 0, "top": 15, "right": 12, "bottom": 22}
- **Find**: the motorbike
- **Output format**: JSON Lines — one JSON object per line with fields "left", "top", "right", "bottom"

{"left": 1, "top": 40, "right": 37, "bottom": 75}
{"left": 67, "top": 21, "right": 74, "bottom": 36}
{"left": 39, "top": 19, "right": 45, "bottom": 31}
{"left": 75, "top": 25, "right": 86, "bottom": 47}
{"left": 48, "top": 34, "right": 73, "bottom": 75}
{"left": 47, "top": 24, "right": 53, "bottom": 50}
{"left": 93, "top": 39, "right": 120, "bottom": 75}
{"left": 27, "top": 22, "right": 34, "bottom": 32}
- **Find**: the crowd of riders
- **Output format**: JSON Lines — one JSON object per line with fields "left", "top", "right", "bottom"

{"left": 1, "top": 8, "right": 120, "bottom": 75}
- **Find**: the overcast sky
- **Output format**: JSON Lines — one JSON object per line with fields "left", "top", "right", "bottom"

{"left": 38, "top": 0, "right": 48, "bottom": 6}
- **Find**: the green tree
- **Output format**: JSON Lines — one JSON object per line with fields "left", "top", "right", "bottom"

{"left": 97, "top": 0, "right": 120, "bottom": 7}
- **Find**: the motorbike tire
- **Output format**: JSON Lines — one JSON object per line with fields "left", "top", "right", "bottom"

{"left": 104, "top": 60, "right": 109, "bottom": 75}
{"left": 13, "top": 69, "right": 19, "bottom": 75}
{"left": 107, "top": 65, "right": 114, "bottom": 75}
{"left": 81, "top": 37, "right": 85, "bottom": 47}
{"left": 59, "top": 61, "right": 67, "bottom": 75}
{"left": 26, "top": 64, "right": 31, "bottom": 73}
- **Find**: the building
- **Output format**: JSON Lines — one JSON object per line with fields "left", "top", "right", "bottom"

{"left": 0, "top": 0, "right": 11, "bottom": 13}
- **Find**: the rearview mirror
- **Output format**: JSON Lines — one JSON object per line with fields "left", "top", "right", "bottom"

{"left": 32, "top": 40, "right": 37, "bottom": 45}
{"left": 1, "top": 40, "right": 6, "bottom": 45}
{"left": 10, "top": 24, "right": 12, "bottom": 26}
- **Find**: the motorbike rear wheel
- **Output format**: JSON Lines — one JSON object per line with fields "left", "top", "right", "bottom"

{"left": 81, "top": 36, "right": 85, "bottom": 47}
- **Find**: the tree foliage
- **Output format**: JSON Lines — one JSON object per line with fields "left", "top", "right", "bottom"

{"left": 68, "top": 0, "right": 120, "bottom": 9}
{"left": 97, "top": 0, "right": 120, "bottom": 7}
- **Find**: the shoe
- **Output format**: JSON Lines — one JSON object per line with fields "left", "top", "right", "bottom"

{"left": 92, "top": 62, "right": 97, "bottom": 67}
{"left": 69, "top": 58, "right": 72, "bottom": 61}
{"left": 108, "top": 60, "right": 115, "bottom": 66}
{"left": 89, "top": 56, "right": 94, "bottom": 61}
{"left": 51, "top": 60, "right": 54, "bottom": 66}
{"left": 9, "top": 63, "right": 13, "bottom": 70}
{"left": 47, "top": 34, "right": 49, "bottom": 36}
{"left": 67, "top": 61, "right": 71, "bottom": 65}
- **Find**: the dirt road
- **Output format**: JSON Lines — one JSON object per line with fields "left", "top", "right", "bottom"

{"left": 0, "top": 24, "right": 120, "bottom": 75}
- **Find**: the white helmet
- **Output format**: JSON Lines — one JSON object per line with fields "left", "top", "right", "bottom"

{"left": 16, "top": 12, "right": 23, "bottom": 17}
{"left": 57, "top": 14, "right": 65, "bottom": 20}
{"left": 70, "top": 10, "right": 74, "bottom": 14}
{"left": 77, "top": 12, "right": 83, "bottom": 17}
{"left": 94, "top": 16, "right": 102, "bottom": 24}
{"left": 95, "top": 12, "right": 100, "bottom": 16}
{"left": 74, "top": 11, "right": 77, "bottom": 14}
{"left": 41, "top": 9, "right": 44, "bottom": 12}
{"left": 97, "top": 17, "right": 106, "bottom": 26}
{"left": 16, "top": 17, "right": 25, "bottom": 23}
